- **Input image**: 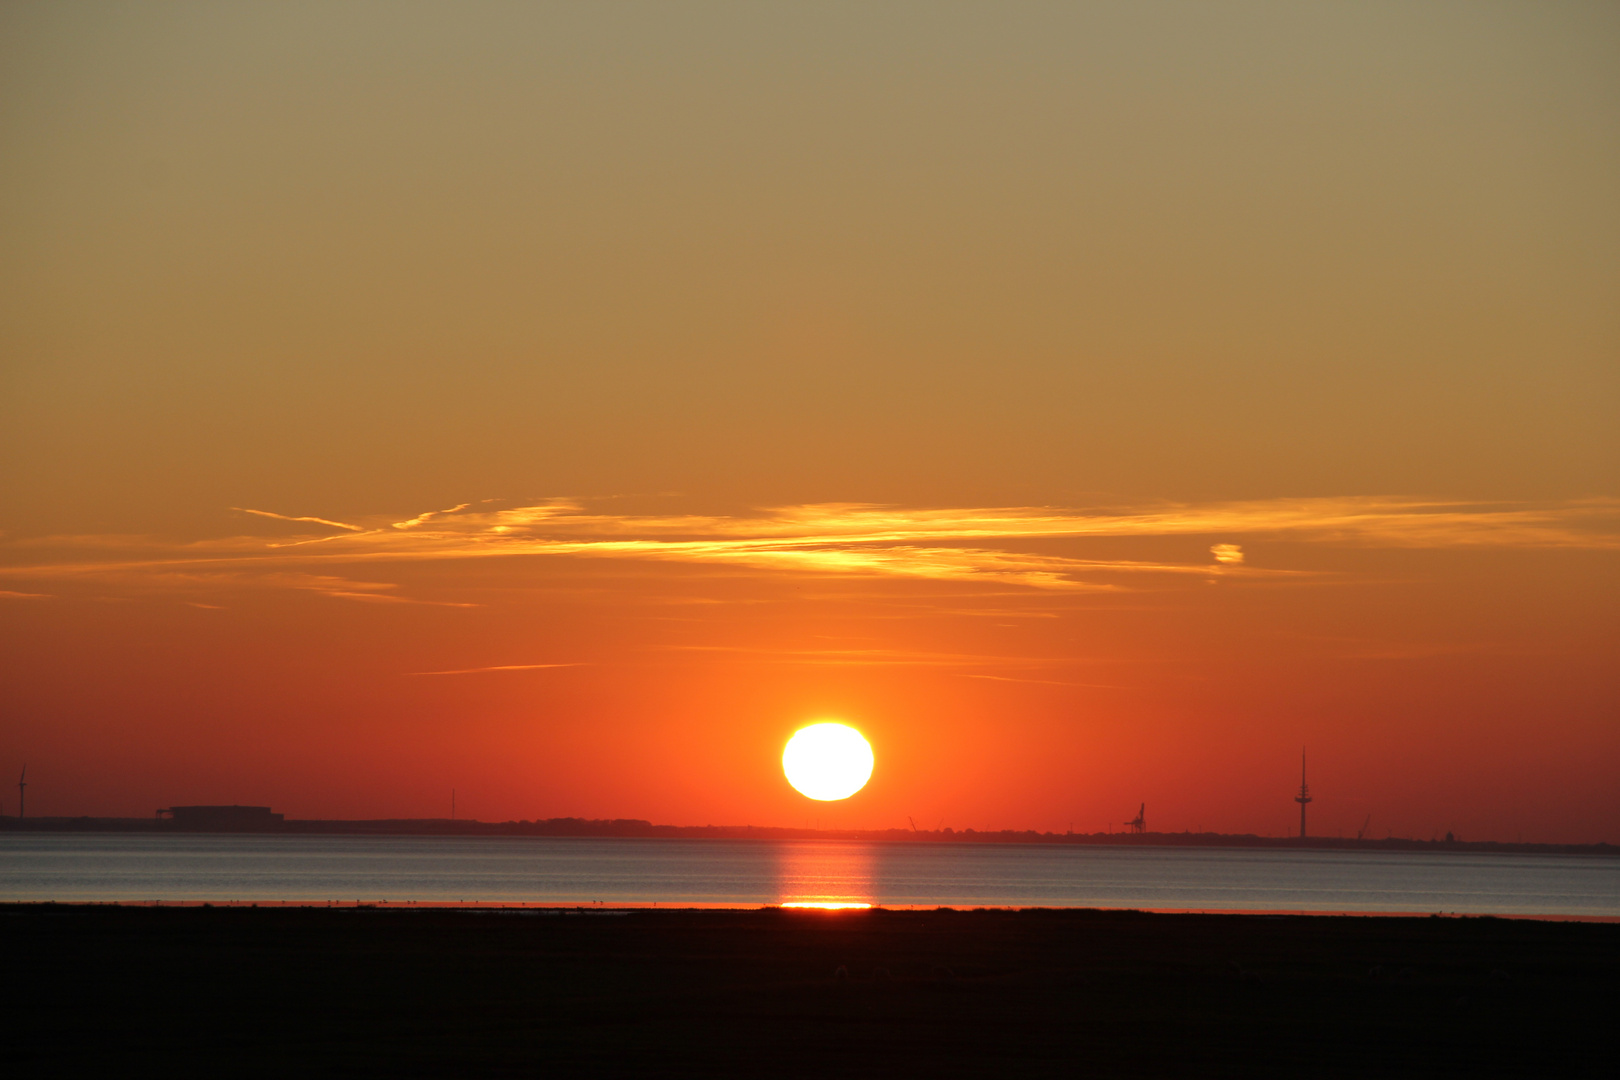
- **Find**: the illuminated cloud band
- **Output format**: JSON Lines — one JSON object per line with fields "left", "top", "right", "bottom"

{"left": 2, "top": 497, "right": 1614, "bottom": 603}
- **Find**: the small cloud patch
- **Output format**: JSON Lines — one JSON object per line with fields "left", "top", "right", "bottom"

{"left": 1210, "top": 544, "right": 1244, "bottom": 564}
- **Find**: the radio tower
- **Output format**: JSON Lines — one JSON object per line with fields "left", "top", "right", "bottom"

{"left": 17, "top": 764, "right": 26, "bottom": 820}
{"left": 1294, "top": 748, "right": 1311, "bottom": 839}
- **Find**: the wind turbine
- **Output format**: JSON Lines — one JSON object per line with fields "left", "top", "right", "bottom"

{"left": 17, "top": 765, "right": 26, "bottom": 819}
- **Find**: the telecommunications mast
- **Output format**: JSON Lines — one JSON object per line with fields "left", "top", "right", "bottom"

{"left": 1294, "top": 749, "right": 1312, "bottom": 839}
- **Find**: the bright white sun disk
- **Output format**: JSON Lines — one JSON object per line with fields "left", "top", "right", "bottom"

{"left": 782, "top": 722, "right": 874, "bottom": 801}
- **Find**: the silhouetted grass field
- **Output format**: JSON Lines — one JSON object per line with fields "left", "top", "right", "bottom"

{"left": 3, "top": 905, "right": 1613, "bottom": 1077}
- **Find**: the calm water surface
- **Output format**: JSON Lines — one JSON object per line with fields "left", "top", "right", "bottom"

{"left": 2, "top": 834, "right": 1616, "bottom": 916}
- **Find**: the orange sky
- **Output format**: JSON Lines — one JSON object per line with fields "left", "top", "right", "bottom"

{"left": 2, "top": 3, "right": 1617, "bottom": 841}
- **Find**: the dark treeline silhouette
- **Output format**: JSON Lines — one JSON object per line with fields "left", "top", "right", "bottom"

{"left": 2, "top": 813, "right": 1613, "bottom": 855}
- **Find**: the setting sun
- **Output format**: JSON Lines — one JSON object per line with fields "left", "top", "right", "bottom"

{"left": 782, "top": 723, "right": 875, "bottom": 802}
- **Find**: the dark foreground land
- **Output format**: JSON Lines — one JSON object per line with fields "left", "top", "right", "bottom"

{"left": 3, "top": 905, "right": 1615, "bottom": 1078}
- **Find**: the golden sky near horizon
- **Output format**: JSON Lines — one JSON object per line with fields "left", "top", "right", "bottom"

{"left": 2, "top": 2, "right": 1617, "bottom": 840}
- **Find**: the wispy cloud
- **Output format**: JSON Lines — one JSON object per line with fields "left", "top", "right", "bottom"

{"left": 410, "top": 662, "right": 586, "bottom": 676}
{"left": 0, "top": 589, "right": 51, "bottom": 599}
{"left": 660, "top": 644, "right": 1087, "bottom": 669}
{"left": 392, "top": 504, "right": 471, "bottom": 530}
{"left": 269, "top": 573, "right": 478, "bottom": 607}
{"left": 955, "top": 673, "right": 1124, "bottom": 688}
{"left": 232, "top": 508, "right": 365, "bottom": 532}
{"left": 439, "top": 496, "right": 1619, "bottom": 549}
{"left": 220, "top": 495, "right": 1617, "bottom": 553}
{"left": 654, "top": 645, "right": 1126, "bottom": 682}
{"left": 4, "top": 496, "right": 1614, "bottom": 601}
{"left": 0, "top": 566, "right": 478, "bottom": 608}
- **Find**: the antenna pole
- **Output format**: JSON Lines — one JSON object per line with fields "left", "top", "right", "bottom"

{"left": 451, "top": 789, "right": 455, "bottom": 821}
{"left": 1294, "top": 747, "right": 1312, "bottom": 839}
{"left": 17, "top": 765, "right": 25, "bottom": 820}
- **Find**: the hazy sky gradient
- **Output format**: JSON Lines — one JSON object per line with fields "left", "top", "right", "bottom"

{"left": 2, "top": 3, "right": 1616, "bottom": 839}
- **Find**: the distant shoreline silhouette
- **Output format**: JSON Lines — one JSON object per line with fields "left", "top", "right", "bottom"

{"left": 2, "top": 814, "right": 1612, "bottom": 856}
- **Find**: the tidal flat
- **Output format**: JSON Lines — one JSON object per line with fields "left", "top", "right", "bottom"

{"left": 2, "top": 905, "right": 1614, "bottom": 1077}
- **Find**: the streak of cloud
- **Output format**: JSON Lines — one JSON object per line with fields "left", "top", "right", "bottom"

{"left": 410, "top": 663, "right": 587, "bottom": 676}
{"left": 320, "top": 591, "right": 479, "bottom": 607}
{"left": 393, "top": 504, "right": 471, "bottom": 530}
{"left": 659, "top": 645, "right": 1079, "bottom": 669}
{"left": 438, "top": 497, "right": 1620, "bottom": 549}
{"left": 4, "top": 496, "right": 1614, "bottom": 601}
{"left": 254, "top": 572, "right": 474, "bottom": 605}
{"left": 233, "top": 508, "right": 365, "bottom": 532}
{"left": 954, "top": 673, "right": 1123, "bottom": 688}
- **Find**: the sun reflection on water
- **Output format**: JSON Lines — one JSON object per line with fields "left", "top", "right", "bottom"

{"left": 774, "top": 841, "right": 876, "bottom": 909}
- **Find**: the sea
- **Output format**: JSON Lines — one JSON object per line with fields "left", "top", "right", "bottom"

{"left": 2, "top": 833, "right": 1617, "bottom": 916}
